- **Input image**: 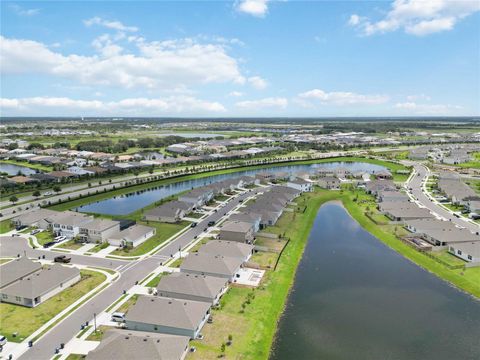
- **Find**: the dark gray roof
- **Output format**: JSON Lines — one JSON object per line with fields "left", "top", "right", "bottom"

{"left": 180, "top": 253, "right": 243, "bottom": 277}
{"left": 198, "top": 240, "right": 254, "bottom": 259}
{"left": 1, "top": 264, "right": 80, "bottom": 299}
{"left": 156, "top": 273, "right": 227, "bottom": 300}
{"left": 125, "top": 295, "right": 210, "bottom": 330}
{"left": 86, "top": 329, "right": 189, "bottom": 360}
{"left": 0, "top": 257, "right": 42, "bottom": 289}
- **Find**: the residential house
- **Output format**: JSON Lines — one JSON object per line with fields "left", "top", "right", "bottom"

{"left": 125, "top": 295, "right": 211, "bottom": 339}
{"left": 156, "top": 273, "right": 228, "bottom": 304}
{"left": 448, "top": 242, "right": 480, "bottom": 263}
{"left": 229, "top": 212, "right": 261, "bottom": 232}
{"left": 287, "top": 178, "right": 313, "bottom": 192}
{"left": 219, "top": 221, "right": 255, "bottom": 243}
{"left": 178, "top": 188, "right": 214, "bottom": 208}
{"left": 0, "top": 257, "right": 42, "bottom": 289}
{"left": 86, "top": 330, "right": 190, "bottom": 360}
{"left": 144, "top": 201, "right": 193, "bottom": 223}
{"left": 198, "top": 240, "right": 254, "bottom": 262}
{"left": 108, "top": 224, "right": 156, "bottom": 248}
{"left": 316, "top": 176, "right": 340, "bottom": 190}
{"left": 379, "top": 202, "right": 433, "bottom": 221}
{"left": 79, "top": 218, "right": 120, "bottom": 243}
{"left": 180, "top": 253, "right": 244, "bottom": 281}
{"left": 51, "top": 211, "right": 94, "bottom": 239}
{"left": 0, "top": 264, "right": 80, "bottom": 307}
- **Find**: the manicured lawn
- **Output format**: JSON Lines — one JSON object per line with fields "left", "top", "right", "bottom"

{"left": 187, "top": 212, "right": 204, "bottom": 219}
{"left": 117, "top": 294, "right": 139, "bottom": 313}
{"left": 110, "top": 221, "right": 188, "bottom": 257}
{"left": 85, "top": 325, "right": 114, "bottom": 341}
{"left": 0, "top": 258, "right": 13, "bottom": 265}
{"left": 0, "top": 270, "right": 105, "bottom": 342}
{"left": 35, "top": 231, "right": 54, "bottom": 246}
{"left": 0, "top": 219, "right": 13, "bottom": 234}
{"left": 455, "top": 152, "right": 480, "bottom": 169}
{"left": 89, "top": 242, "right": 110, "bottom": 253}
{"left": 65, "top": 354, "right": 86, "bottom": 360}
{"left": 145, "top": 274, "right": 164, "bottom": 287}
{"left": 430, "top": 250, "right": 466, "bottom": 267}
{"left": 57, "top": 239, "right": 83, "bottom": 250}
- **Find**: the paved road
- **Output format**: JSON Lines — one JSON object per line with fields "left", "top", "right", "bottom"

{"left": 406, "top": 164, "right": 480, "bottom": 233}
{"left": 0, "top": 236, "right": 127, "bottom": 269}
{"left": 18, "top": 187, "right": 264, "bottom": 360}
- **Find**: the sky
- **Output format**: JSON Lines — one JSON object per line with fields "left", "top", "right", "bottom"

{"left": 1, "top": 0, "right": 479, "bottom": 117}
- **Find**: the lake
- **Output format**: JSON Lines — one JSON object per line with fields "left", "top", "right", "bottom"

{"left": 0, "top": 163, "right": 37, "bottom": 176}
{"left": 270, "top": 202, "right": 480, "bottom": 360}
{"left": 77, "top": 162, "right": 385, "bottom": 215}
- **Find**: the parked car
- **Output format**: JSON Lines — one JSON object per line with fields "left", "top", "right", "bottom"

{"left": 30, "top": 229, "right": 42, "bottom": 235}
{"left": 208, "top": 221, "right": 215, "bottom": 227}
{"left": 43, "top": 192, "right": 53, "bottom": 196}
{"left": 43, "top": 241, "right": 56, "bottom": 248}
{"left": 0, "top": 335, "right": 7, "bottom": 347}
{"left": 111, "top": 312, "right": 126, "bottom": 323}
{"left": 54, "top": 255, "right": 71, "bottom": 263}
{"left": 54, "top": 236, "right": 66, "bottom": 243}
{"left": 15, "top": 225, "right": 27, "bottom": 231}
{"left": 190, "top": 223, "right": 197, "bottom": 228}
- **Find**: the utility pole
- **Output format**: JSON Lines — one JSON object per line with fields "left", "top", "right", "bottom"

{"left": 94, "top": 313, "right": 97, "bottom": 332}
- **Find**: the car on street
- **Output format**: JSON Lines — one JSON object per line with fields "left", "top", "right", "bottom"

{"left": 0, "top": 335, "right": 7, "bottom": 347}
{"left": 43, "top": 192, "right": 53, "bottom": 196}
{"left": 190, "top": 223, "right": 197, "bottom": 228}
{"left": 111, "top": 312, "right": 126, "bottom": 323}
{"left": 54, "top": 255, "right": 71, "bottom": 263}
{"left": 208, "top": 221, "right": 215, "bottom": 226}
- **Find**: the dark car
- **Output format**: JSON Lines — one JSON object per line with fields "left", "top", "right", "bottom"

{"left": 15, "top": 225, "right": 27, "bottom": 231}
{"left": 43, "top": 241, "right": 56, "bottom": 248}
{"left": 54, "top": 255, "right": 71, "bottom": 263}
{"left": 208, "top": 221, "right": 215, "bottom": 226}
{"left": 190, "top": 223, "right": 197, "bottom": 228}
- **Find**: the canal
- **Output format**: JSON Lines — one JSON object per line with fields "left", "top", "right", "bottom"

{"left": 78, "top": 161, "right": 386, "bottom": 215}
{"left": 271, "top": 202, "right": 480, "bottom": 360}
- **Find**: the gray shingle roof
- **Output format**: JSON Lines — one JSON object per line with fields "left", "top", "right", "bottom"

{"left": 156, "top": 273, "right": 227, "bottom": 300}
{"left": 198, "top": 240, "right": 254, "bottom": 259}
{"left": 125, "top": 295, "right": 210, "bottom": 330}
{"left": 180, "top": 253, "right": 243, "bottom": 277}
{"left": 86, "top": 329, "right": 189, "bottom": 360}
{"left": 0, "top": 257, "right": 42, "bottom": 289}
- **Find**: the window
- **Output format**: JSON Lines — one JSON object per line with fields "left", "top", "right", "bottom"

{"left": 2, "top": 294, "right": 7, "bottom": 299}
{"left": 457, "top": 250, "right": 462, "bottom": 255}
{"left": 15, "top": 296, "right": 22, "bottom": 301}
{"left": 468, "top": 255, "right": 472, "bottom": 260}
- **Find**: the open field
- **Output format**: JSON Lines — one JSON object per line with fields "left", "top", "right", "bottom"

{"left": 0, "top": 270, "right": 105, "bottom": 342}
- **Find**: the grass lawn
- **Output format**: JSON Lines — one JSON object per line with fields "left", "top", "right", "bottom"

{"left": 0, "top": 219, "right": 13, "bottom": 234}
{"left": 187, "top": 212, "right": 204, "bottom": 219}
{"left": 57, "top": 239, "right": 83, "bottom": 250}
{"left": 0, "top": 270, "right": 105, "bottom": 342}
{"left": 0, "top": 258, "right": 13, "bottom": 265}
{"left": 85, "top": 325, "right": 114, "bottom": 341}
{"left": 250, "top": 251, "right": 278, "bottom": 269}
{"left": 35, "top": 231, "right": 54, "bottom": 246}
{"left": 430, "top": 250, "right": 466, "bottom": 267}
{"left": 145, "top": 274, "right": 165, "bottom": 287}
{"left": 110, "top": 221, "right": 188, "bottom": 257}
{"left": 455, "top": 152, "right": 480, "bottom": 169}
{"left": 89, "top": 242, "right": 110, "bottom": 253}
{"left": 65, "top": 354, "right": 86, "bottom": 360}
{"left": 117, "top": 294, "right": 139, "bottom": 313}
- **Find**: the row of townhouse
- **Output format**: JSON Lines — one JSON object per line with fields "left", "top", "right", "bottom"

{"left": 86, "top": 241, "right": 255, "bottom": 360}
{"left": 436, "top": 173, "right": 479, "bottom": 207}
{"left": 144, "top": 176, "right": 260, "bottom": 223}
{"left": 12, "top": 209, "right": 155, "bottom": 248}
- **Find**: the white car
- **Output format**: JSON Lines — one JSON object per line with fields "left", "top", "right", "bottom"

{"left": 111, "top": 312, "right": 126, "bottom": 323}
{"left": 54, "top": 236, "right": 66, "bottom": 243}
{"left": 0, "top": 335, "right": 7, "bottom": 346}
{"left": 43, "top": 192, "right": 53, "bottom": 196}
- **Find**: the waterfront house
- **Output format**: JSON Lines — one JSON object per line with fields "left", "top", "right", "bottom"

{"left": 125, "top": 295, "right": 211, "bottom": 339}
{"left": 198, "top": 240, "right": 254, "bottom": 262}
{"left": 180, "top": 253, "right": 244, "bottom": 281}
{"left": 156, "top": 272, "right": 228, "bottom": 304}
{"left": 86, "top": 329, "right": 190, "bottom": 360}
{"left": 287, "top": 178, "right": 313, "bottom": 192}
{"left": 219, "top": 220, "right": 255, "bottom": 243}
{"left": 108, "top": 224, "right": 156, "bottom": 248}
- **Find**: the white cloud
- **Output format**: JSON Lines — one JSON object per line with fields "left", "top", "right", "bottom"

{"left": 235, "top": 97, "right": 288, "bottom": 110}
{"left": 248, "top": 76, "right": 268, "bottom": 89}
{"left": 298, "top": 89, "right": 389, "bottom": 105}
{"left": 349, "top": 0, "right": 480, "bottom": 36}
{"left": 0, "top": 35, "right": 246, "bottom": 89}
{"left": 406, "top": 94, "right": 431, "bottom": 101}
{"left": 9, "top": 4, "right": 39, "bottom": 16}
{"left": 228, "top": 91, "right": 244, "bottom": 97}
{"left": 236, "top": 0, "right": 269, "bottom": 17}
{"left": 394, "top": 101, "right": 462, "bottom": 114}
{"left": 83, "top": 17, "right": 138, "bottom": 32}
{"left": 0, "top": 96, "right": 226, "bottom": 115}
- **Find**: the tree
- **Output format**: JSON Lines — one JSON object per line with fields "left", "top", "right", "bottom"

{"left": 32, "top": 190, "right": 41, "bottom": 198}
{"left": 9, "top": 195, "right": 18, "bottom": 204}
{"left": 220, "top": 343, "right": 226, "bottom": 357}
{"left": 53, "top": 185, "right": 62, "bottom": 193}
